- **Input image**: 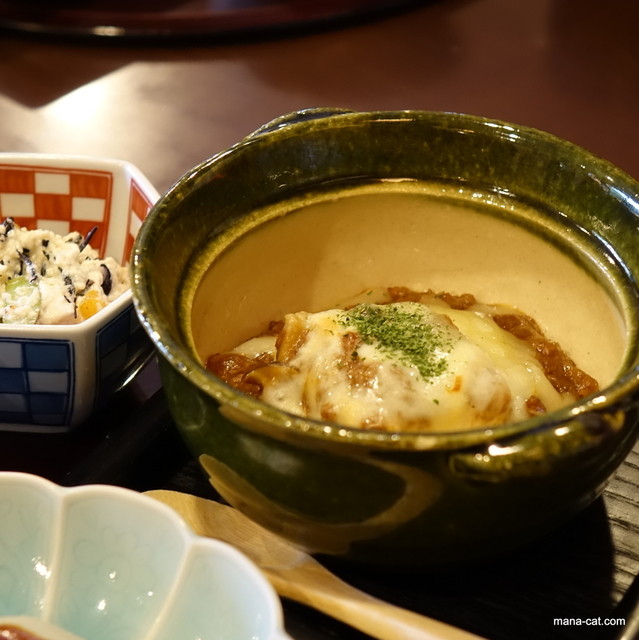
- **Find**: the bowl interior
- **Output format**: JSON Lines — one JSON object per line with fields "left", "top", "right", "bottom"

{"left": 187, "top": 180, "right": 629, "bottom": 390}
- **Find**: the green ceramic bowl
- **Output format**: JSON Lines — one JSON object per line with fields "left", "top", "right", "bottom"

{"left": 132, "top": 109, "right": 639, "bottom": 565}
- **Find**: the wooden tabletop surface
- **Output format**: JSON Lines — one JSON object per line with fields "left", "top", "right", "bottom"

{"left": 0, "top": 1, "right": 638, "bottom": 639}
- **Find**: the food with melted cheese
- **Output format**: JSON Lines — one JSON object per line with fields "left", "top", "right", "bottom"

{"left": 206, "top": 287, "right": 599, "bottom": 432}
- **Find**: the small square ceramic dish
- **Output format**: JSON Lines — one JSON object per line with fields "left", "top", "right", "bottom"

{"left": 0, "top": 153, "right": 159, "bottom": 433}
{"left": 0, "top": 472, "right": 290, "bottom": 640}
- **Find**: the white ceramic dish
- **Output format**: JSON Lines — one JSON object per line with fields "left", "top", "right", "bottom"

{"left": 0, "top": 153, "right": 159, "bottom": 432}
{"left": 0, "top": 472, "right": 290, "bottom": 640}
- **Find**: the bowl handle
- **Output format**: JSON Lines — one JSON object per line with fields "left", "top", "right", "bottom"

{"left": 448, "top": 409, "right": 630, "bottom": 483}
{"left": 244, "top": 107, "right": 355, "bottom": 140}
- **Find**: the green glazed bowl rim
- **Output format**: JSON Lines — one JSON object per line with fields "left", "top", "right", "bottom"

{"left": 132, "top": 109, "right": 639, "bottom": 450}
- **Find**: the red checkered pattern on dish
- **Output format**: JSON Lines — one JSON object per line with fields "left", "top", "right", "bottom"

{"left": 0, "top": 164, "right": 113, "bottom": 256}
{"left": 124, "top": 179, "right": 154, "bottom": 264}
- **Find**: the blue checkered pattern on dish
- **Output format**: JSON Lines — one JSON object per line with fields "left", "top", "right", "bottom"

{"left": 0, "top": 338, "right": 74, "bottom": 425}
{"left": 95, "top": 303, "right": 152, "bottom": 406}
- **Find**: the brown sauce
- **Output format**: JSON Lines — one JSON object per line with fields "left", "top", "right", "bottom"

{"left": 492, "top": 313, "right": 598, "bottom": 398}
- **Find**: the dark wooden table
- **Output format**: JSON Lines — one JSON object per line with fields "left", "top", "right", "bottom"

{"left": 0, "top": 2, "right": 638, "bottom": 639}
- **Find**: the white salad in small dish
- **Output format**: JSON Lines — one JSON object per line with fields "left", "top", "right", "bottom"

{"left": 0, "top": 217, "right": 129, "bottom": 325}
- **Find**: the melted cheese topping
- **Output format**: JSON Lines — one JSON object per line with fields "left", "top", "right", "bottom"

{"left": 230, "top": 301, "right": 569, "bottom": 432}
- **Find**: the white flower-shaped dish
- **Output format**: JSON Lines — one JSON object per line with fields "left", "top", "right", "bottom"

{"left": 0, "top": 472, "right": 290, "bottom": 640}
{"left": 0, "top": 153, "right": 160, "bottom": 432}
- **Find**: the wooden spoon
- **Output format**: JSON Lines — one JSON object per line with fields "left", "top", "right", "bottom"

{"left": 146, "top": 490, "right": 486, "bottom": 640}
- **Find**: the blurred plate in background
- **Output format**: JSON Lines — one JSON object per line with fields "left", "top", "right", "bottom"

{"left": 0, "top": 0, "right": 425, "bottom": 39}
